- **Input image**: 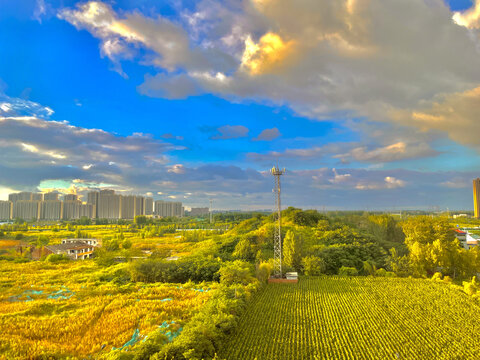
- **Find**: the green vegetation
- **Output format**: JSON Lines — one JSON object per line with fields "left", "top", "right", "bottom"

{"left": 222, "top": 277, "right": 480, "bottom": 359}
{"left": 2, "top": 208, "right": 480, "bottom": 359}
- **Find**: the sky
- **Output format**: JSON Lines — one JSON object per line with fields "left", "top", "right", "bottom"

{"left": 1, "top": 0, "right": 480, "bottom": 210}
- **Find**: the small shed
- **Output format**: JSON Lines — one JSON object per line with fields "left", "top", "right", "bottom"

{"left": 286, "top": 272, "right": 298, "bottom": 280}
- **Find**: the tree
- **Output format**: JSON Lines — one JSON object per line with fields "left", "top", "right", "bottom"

{"left": 402, "top": 216, "right": 458, "bottom": 277}
{"left": 283, "top": 230, "right": 303, "bottom": 271}
{"left": 134, "top": 215, "right": 148, "bottom": 226}
{"left": 218, "top": 260, "right": 254, "bottom": 286}
{"left": 301, "top": 256, "right": 325, "bottom": 276}
{"left": 77, "top": 216, "right": 92, "bottom": 225}
{"left": 232, "top": 238, "right": 254, "bottom": 261}
{"left": 363, "top": 260, "right": 376, "bottom": 276}
{"left": 36, "top": 235, "right": 49, "bottom": 247}
{"left": 256, "top": 261, "right": 273, "bottom": 283}
{"left": 338, "top": 266, "right": 358, "bottom": 276}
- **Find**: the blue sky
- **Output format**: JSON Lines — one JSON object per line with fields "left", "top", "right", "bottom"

{"left": 1, "top": 0, "right": 480, "bottom": 210}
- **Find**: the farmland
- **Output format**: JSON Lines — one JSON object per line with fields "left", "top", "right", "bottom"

{"left": 0, "top": 261, "right": 214, "bottom": 359}
{"left": 222, "top": 277, "right": 480, "bottom": 360}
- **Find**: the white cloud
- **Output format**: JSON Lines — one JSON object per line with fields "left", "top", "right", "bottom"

{"left": 334, "top": 141, "right": 438, "bottom": 163}
{"left": 453, "top": 0, "right": 480, "bottom": 28}
{"left": 58, "top": 1, "right": 236, "bottom": 74}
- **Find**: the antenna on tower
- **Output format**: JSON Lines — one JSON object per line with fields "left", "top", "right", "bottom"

{"left": 209, "top": 199, "right": 213, "bottom": 224}
{"left": 271, "top": 165, "right": 286, "bottom": 278}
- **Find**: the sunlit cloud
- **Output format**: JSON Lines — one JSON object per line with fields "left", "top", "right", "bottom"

{"left": 453, "top": 0, "right": 480, "bottom": 29}
{"left": 241, "top": 33, "right": 296, "bottom": 75}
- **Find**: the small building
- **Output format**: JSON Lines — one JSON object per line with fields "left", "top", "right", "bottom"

{"left": 43, "top": 239, "right": 101, "bottom": 260}
{"left": 61, "top": 238, "right": 102, "bottom": 247}
{"left": 454, "top": 229, "right": 467, "bottom": 242}
{"left": 268, "top": 272, "right": 299, "bottom": 284}
{"left": 286, "top": 272, "right": 298, "bottom": 281}
{"left": 465, "top": 233, "right": 480, "bottom": 250}
{"left": 45, "top": 243, "right": 96, "bottom": 260}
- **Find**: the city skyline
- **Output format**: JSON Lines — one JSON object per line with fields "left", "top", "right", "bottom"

{"left": 0, "top": 190, "right": 192, "bottom": 220}
{"left": 2, "top": 0, "right": 480, "bottom": 210}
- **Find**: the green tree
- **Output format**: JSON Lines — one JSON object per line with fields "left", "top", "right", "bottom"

{"left": 134, "top": 215, "right": 148, "bottom": 226}
{"left": 338, "top": 266, "right": 358, "bottom": 276}
{"left": 256, "top": 261, "right": 273, "bottom": 283}
{"left": 36, "top": 235, "right": 49, "bottom": 247}
{"left": 283, "top": 230, "right": 303, "bottom": 271}
{"left": 301, "top": 256, "right": 325, "bottom": 276}
{"left": 402, "top": 216, "right": 458, "bottom": 277}
{"left": 363, "top": 260, "right": 376, "bottom": 276}
{"left": 218, "top": 260, "right": 254, "bottom": 286}
{"left": 232, "top": 238, "right": 254, "bottom": 261}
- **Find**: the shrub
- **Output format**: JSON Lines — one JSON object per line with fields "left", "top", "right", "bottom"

{"left": 45, "top": 254, "right": 70, "bottom": 263}
{"left": 375, "top": 268, "right": 387, "bottom": 277}
{"left": 301, "top": 256, "right": 325, "bottom": 276}
{"left": 431, "top": 272, "right": 443, "bottom": 281}
{"left": 338, "top": 266, "right": 358, "bottom": 276}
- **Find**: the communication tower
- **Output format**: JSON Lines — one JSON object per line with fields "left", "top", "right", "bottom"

{"left": 271, "top": 165, "right": 286, "bottom": 278}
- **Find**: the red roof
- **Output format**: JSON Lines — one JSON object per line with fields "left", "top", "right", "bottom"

{"left": 454, "top": 229, "right": 466, "bottom": 234}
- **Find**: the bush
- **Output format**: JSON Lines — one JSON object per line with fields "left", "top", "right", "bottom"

{"left": 375, "top": 268, "right": 387, "bottom": 277}
{"left": 431, "top": 272, "right": 443, "bottom": 281}
{"left": 256, "top": 261, "right": 273, "bottom": 283}
{"left": 338, "top": 266, "right": 358, "bottom": 276}
{"left": 45, "top": 254, "right": 70, "bottom": 263}
{"left": 301, "top": 256, "right": 325, "bottom": 276}
{"left": 130, "top": 257, "right": 222, "bottom": 283}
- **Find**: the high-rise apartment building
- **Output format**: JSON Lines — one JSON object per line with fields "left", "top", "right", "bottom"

{"left": 135, "top": 196, "right": 144, "bottom": 217}
{"left": 190, "top": 207, "right": 210, "bottom": 216}
{"left": 12, "top": 201, "right": 41, "bottom": 220}
{"left": 44, "top": 192, "right": 59, "bottom": 201}
{"left": 154, "top": 200, "right": 184, "bottom": 217}
{"left": 32, "top": 193, "right": 43, "bottom": 201}
{"left": 64, "top": 194, "right": 78, "bottom": 202}
{"left": 97, "top": 190, "right": 121, "bottom": 219}
{"left": 40, "top": 200, "right": 63, "bottom": 220}
{"left": 0, "top": 201, "right": 12, "bottom": 220}
{"left": 474, "top": 178, "right": 480, "bottom": 219}
{"left": 63, "top": 200, "right": 82, "bottom": 220}
{"left": 87, "top": 191, "right": 99, "bottom": 218}
{"left": 9, "top": 192, "right": 34, "bottom": 202}
{"left": 121, "top": 195, "right": 136, "bottom": 219}
{"left": 144, "top": 197, "right": 153, "bottom": 216}
{"left": 120, "top": 195, "right": 147, "bottom": 219}
{"left": 79, "top": 203, "right": 95, "bottom": 219}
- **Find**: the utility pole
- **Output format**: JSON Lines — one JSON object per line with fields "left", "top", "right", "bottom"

{"left": 271, "top": 165, "right": 285, "bottom": 278}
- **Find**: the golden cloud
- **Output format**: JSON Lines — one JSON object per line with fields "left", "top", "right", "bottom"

{"left": 241, "top": 32, "right": 297, "bottom": 75}
{"left": 389, "top": 87, "right": 480, "bottom": 147}
{"left": 453, "top": 0, "right": 480, "bottom": 29}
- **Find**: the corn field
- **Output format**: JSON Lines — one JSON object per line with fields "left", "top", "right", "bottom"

{"left": 222, "top": 277, "right": 480, "bottom": 360}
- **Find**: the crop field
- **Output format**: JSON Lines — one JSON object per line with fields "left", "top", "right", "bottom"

{"left": 222, "top": 277, "right": 480, "bottom": 360}
{"left": 0, "top": 261, "right": 214, "bottom": 359}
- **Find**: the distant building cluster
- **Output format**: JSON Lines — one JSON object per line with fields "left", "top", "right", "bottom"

{"left": 189, "top": 207, "right": 210, "bottom": 216}
{"left": 0, "top": 190, "right": 185, "bottom": 221}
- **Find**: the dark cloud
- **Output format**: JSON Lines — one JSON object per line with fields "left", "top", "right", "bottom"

{"left": 210, "top": 125, "right": 249, "bottom": 139}
{"left": 253, "top": 127, "right": 281, "bottom": 141}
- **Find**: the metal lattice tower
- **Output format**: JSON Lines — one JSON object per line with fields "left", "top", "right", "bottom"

{"left": 271, "top": 166, "right": 285, "bottom": 278}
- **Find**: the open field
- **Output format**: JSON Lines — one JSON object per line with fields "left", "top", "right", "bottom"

{"left": 222, "top": 277, "right": 480, "bottom": 360}
{"left": 0, "top": 261, "right": 214, "bottom": 359}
